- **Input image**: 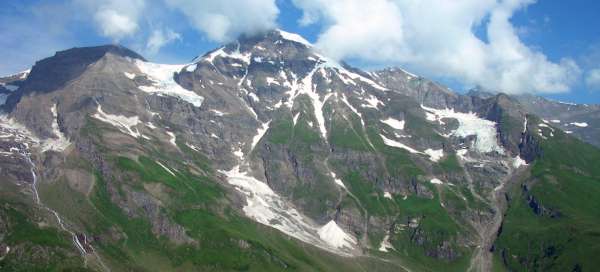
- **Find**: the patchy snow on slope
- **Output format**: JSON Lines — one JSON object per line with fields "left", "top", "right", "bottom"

{"left": 424, "top": 148, "right": 444, "bottom": 162}
{"left": 330, "top": 171, "right": 347, "bottom": 189}
{"left": 421, "top": 105, "right": 504, "bottom": 154}
{"left": 156, "top": 161, "right": 176, "bottom": 176}
{"left": 293, "top": 113, "right": 300, "bottom": 126}
{"left": 380, "top": 134, "right": 421, "bottom": 154}
{"left": 512, "top": 156, "right": 528, "bottom": 168}
{"left": 248, "top": 92, "right": 260, "bottom": 102}
{"left": 265, "top": 77, "right": 279, "bottom": 86}
{"left": 135, "top": 60, "right": 204, "bottom": 107}
{"left": 383, "top": 192, "right": 393, "bottom": 200}
{"left": 41, "top": 104, "right": 71, "bottom": 152}
{"left": 550, "top": 119, "right": 561, "bottom": 123}
{"left": 570, "top": 122, "right": 588, "bottom": 127}
{"left": 277, "top": 29, "right": 312, "bottom": 47}
{"left": 341, "top": 94, "right": 365, "bottom": 126}
{"left": 185, "top": 64, "right": 197, "bottom": 72}
{"left": 337, "top": 69, "right": 387, "bottom": 91}
{"left": 166, "top": 131, "right": 177, "bottom": 146}
{"left": 146, "top": 122, "right": 157, "bottom": 129}
{"left": 381, "top": 118, "right": 405, "bottom": 130}
{"left": 378, "top": 234, "right": 395, "bottom": 252}
{"left": 220, "top": 166, "right": 355, "bottom": 255}
{"left": 381, "top": 134, "right": 443, "bottom": 162}
{"left": 289, "top": 68, "right": 333, "bottom": 140}
{"left": 204, "top": 47, "right": 252, "bottom": 64}
{"left": 92, "top": 105, "right": 141, "bottom": 138}
{"left": 233, "top": 147, "right": 244, "bottom": 159}
{"left": 318, "top": 220, "right": 357, "bottom": 250}
{"left": 123, "top": 72, "right": 135, "bottom": 79}
{"left": 430, "top": 178, "right": 444, "bottom": 185}
{"left": 361, "top": 95, "right": 383, "bottom": 109}
{"left": 250, "top": 121, "right": 271, "bottom": 151}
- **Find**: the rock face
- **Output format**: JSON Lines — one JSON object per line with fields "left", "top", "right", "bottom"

{"left": 0, "top": 30, "right": 598, "bottom": 272}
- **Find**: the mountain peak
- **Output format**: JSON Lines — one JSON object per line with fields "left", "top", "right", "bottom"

{"left": 19, "top": 44, "right": 144, "bottom": 94}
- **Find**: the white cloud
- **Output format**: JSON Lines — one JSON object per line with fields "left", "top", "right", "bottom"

{"left": 164, "top": 0, "right": 279, "bottom": 42}
{"left": 292, "top": 0, "right": 581, "bottom": 94}
{"left": 146, "top": 28, "right": 181, "bottom": 55}
{"left": 585, "top": 69, "right": 600, "bottom": 90}
{"left": 77, "top": 0, "right": 146, "bottom": 41}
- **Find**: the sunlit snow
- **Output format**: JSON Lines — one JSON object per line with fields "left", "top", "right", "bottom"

{"left": 421, "top": 105, "right": 504, "bottom": 154}
{"left": 381, "top": 118, "right": 405, "bottom": 130}
{"left": 318, "top": 220, "right": 357, "bottom": 250}
{"left": 41, "top": 104, "right": 71, "bottom": 152}
{"left": 135, "top": 60, "right": 204, "bottom": 107}
{"left": 92, "top": 104, "right": 141, "bottom": 138}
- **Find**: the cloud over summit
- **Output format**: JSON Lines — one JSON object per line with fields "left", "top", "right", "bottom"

{"left": 292, "top": 0, "right": 581, "bottom": 94}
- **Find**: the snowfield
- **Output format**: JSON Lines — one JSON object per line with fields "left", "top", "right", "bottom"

{"left": 421, "top": 105, "right": 504, "bottom": 154}
{"left": 220, "top": 166, "right": 357, "bottom": 256}
{"left": 135, "top": 60, "right": 204, "bottom": 107}
{"left": 381, "top": 118, "right": 405, "bottom": 130}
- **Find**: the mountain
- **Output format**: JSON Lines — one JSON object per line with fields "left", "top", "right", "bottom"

{"left": 0, "top": 29, "right": 599, "bottom": 271}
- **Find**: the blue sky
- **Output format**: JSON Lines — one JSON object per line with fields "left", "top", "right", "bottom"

{"left": 1, "top": 0, "right": 599, "bottom": 104}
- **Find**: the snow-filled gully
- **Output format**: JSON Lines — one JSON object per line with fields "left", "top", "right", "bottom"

{"left": 220, "top": 115, "right": 359, "bottom": 256}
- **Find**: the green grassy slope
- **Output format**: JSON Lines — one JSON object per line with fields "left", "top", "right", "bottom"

{"left": 494, "top": 127, "right": 600, "bottom": 271}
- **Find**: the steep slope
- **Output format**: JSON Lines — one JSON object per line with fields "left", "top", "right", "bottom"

{"left": 0, "top": 29, "right": 598, "bottom": 272}
{"left": 492, "top": 116, "right": 600, "bottom": 271}
{"left": 514, "top": 94, "right": 600, "bottom": 148}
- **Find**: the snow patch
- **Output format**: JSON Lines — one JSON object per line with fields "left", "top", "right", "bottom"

{"left": 92, "top": 105, "right": 141, "bottom": 138}
{"left": 41, "top": 104, "right": 71, "bottom": 152}
{"left": 123, "top": 72, "right": 135, "bottom": 79}
{"left": 424, "top": 148, "right": 444, "bottom": 162}
{"left": 248, "top": 92, "right": 260, "bottom": 102}
{"left": 135, "top": 60, "right": 204, "bottom": 107}
{"left": 277, "top": 29, "right": 312, "bottom": 47}
{"left": 421, "top": 105, "right": 504, "bottom": 154}
{"left": 570, "top": 122, "right": 588, "bottom": 128}
{"left": 318, "top": 220, "right": 357, "bottom": 250}
{"left": 250, "top": 121, "right": 271, "bottom": 151}
{"left": 156, "top": 161, "right": 176, "bottom": 176}
{"left": 512, "top": 156, "right": 528, "bottom": 168}
{"left": 361, "top": 95, "right": 383, "bottom": 109}
{"left": 380, "top": 134, "right": 421, "bottom": 154}
{"left": 330, "top": 171, "right": 347, "bottom": 189}
{"left": 378, "top": 234, "right": 394, "bottom": 252}
{"left": 185, "top": 64, "right": 197, "bottom": 72}
{"left": 166, "top": 131, "right": 176, "bottom": 146}
{"left": 220, "top": 166, "right": 355, "bottom": 255}
{"left": 380, "top": 118, "right": 405, "bottom": 130}
{"left": 430, "top": 178, "right": 444, "bottom": 185}
{"left": 383, "top": 192, "right": 393, "bottom": 200}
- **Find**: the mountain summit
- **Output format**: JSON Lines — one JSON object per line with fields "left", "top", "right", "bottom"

{"left": 0, "top": 30, "right": 599, "bottom": 272}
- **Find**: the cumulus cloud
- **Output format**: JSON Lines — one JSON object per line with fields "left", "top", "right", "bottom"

{"left": 585, "top": 69, "right": 600, "bottom": 90}
{"left": 164, "top": 0, "right": 279, "bottom": 42}
{"left": 146, "top": 28, "right": 182, "bottom": 55}
{"left": 76, "top": 0, "right": 146, "bottom": 41}
{"left": 292, "top": 0, "right": 581, "bottom": 94}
